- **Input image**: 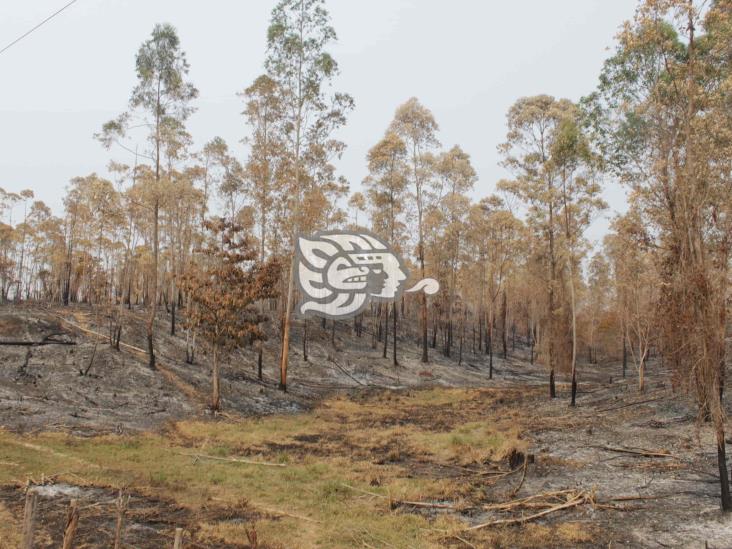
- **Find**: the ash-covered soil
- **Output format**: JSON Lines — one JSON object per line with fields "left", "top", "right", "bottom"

{"left": 510, "top": 377, "right": 732, "bottom": 548}
{"left": 0, "top": 303, "right": 512, "bottom": 434}
{"left": 2, "top": 304, "right": 732, "bottom": 547}
{"left": 0, "top": 482, "right": 255, "bottom": 548}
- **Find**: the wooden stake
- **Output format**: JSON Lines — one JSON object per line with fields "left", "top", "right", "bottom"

{"left": 173, "top": 527, "right": 183, "bottom": 549}
{"left": 21, "top": 487, "right": 38, "bottom": 549}
{"left": 62, "top": 499, "right": 79, "bottom": 549}
{"left": 113, "top": 490, "right": 129, "bottom": 549}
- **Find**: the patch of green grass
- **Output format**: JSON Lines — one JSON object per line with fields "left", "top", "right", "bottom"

{"left": 411, "top": 421, "right": 502, "bottom": 457}
{"left": 0, "top": 387, "right": 529, "bottom": 548}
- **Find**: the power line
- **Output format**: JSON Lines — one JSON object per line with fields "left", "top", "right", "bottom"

{"left": 0, "top": 0, "right": 79, "bottom": 57}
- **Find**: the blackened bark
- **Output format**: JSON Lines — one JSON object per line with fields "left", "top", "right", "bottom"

{"left": 257, "top": 346, "right": 263, "bottom": 380}
{"left": 550, "top": 369, "right": 556, "bottom": 398}
{"left": 303, "top": 319, "right": 308, "bottom": 362}
{"left": 392, "top": 302, "right": 398, "bottom": 367}
{"left": 716, "top": 429, "right": 731, "bottom": 511}
{"left": 383, "top": 306, "right": 389, "bottom": 359}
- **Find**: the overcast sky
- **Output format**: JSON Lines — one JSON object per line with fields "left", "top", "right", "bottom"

{"left": 0, "top": 0, "right": 637, "bottom": 243}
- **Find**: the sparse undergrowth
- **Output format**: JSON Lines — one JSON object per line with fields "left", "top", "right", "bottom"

{"left": 0, "top": 386, "right": 594, "bottom": 548}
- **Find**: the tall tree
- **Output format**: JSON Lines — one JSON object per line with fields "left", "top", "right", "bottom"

{"left": 389, "top": 97, "right": 440, "bottom": 363}
{"left": 590, "top": 0, "right": 732, "bottom": 509}
{"left": 549, "top": 114, "right": 606, "bottom": 405}
{"left": 605, "top": 210, "right": 657, "bottom": 394}
{"left": 465, "top": 196, "right": 524, "bottom": 377}
{"left": 433, "top": 145, "right": 476, "bottom": 357}
{"left": 363, "top": 131, "right": 409, "bottom": 365}
{"left": 97, "top": 23, "right": 198, "bottom": 369}
{"left": 265, "top": 0, "right": 353, "bottom": 391}
{"left": 241, "top": 74, "right": 284, "bottom": 379}
{"left": 498, "top": 95, "right": 576, "bottom": 398}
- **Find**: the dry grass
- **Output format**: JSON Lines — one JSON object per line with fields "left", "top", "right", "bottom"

{"left": 0, "top": 501, "right": 21, "bottom": 549}
{"left": 0, "top": 386, "right": 551, "bottom": 548}
{"left": 460, "top": 521, "right": 596, "bottom": 548}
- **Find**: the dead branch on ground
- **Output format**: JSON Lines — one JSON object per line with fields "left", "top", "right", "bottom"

{"left": 175, "top": 451, "right": 286, "bottom": 467}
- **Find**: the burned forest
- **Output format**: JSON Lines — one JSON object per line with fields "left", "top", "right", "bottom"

{"left": 1, "top": 0, "right": 731, "bottom": 547}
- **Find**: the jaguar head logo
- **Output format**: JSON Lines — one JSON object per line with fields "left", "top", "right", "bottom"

{"left": 294, "top": 231, "right": 411, "bottom": 319}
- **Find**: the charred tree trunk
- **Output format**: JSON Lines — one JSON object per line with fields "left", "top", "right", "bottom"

{"left": 392, "top": 302, "right": 398, "bottom": 367}
{"left": 257, "top": 343, "right": 263, "bottom": 381}
{"left": 303, "top": 319, "right": 308, "bottom": 362}
{"left": 501, "top": 289, "right": 508, "bottom": 359}
{"left": 488, "top": 329, "right": 493, "bottom": 379}
{"left": 170, "top": 284, "right": 176, "bottom": 336}
{"left": 211, "top": 345, "right": 220, "bottom": 411}
{"left": 717, "top": 428, "right": 732, "bottom": 511}
{"left": 383, "top": 306, "right": 389, "bottom": 359}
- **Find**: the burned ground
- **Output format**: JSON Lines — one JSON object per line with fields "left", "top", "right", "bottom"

{"left": 1, "top": 304, "right": 731, "bottom": 547}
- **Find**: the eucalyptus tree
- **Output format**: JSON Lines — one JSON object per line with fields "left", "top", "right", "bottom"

{"left": 13, "top": 190, "right": 34, "bottom": 301}
{"left": 242, "top": 75, "right": 284, "bottom": 265}
{"left": 347, "top": 192, "right": 366, "bottom": 228}
{"left": 584, "top": 251, "right": 611, "bottom": 366}
{"left": 549, "top": 113, "right": 606, "bottom": 406}
{"left": 363, "top": 131, "right": 409, "bottom": 365}
{"left": 389, "top": 97, "right": 440, "bottom": 363}
{"left": 605, "top": 210, "right": 657, "bottom": 394}
{"left": 266, "top": 0, "right": 353, "bottom": 391}
{"left": 589, "top": 0, "right": 732, "bottom": 509}
{"left": 498, "top": 96, "right": 575, "bottom": 398}
{"left": 241, "top": 75, "right": 286, "bottom": 379}
{"left": 433, "top": 145, "right": 476, "bottom": 356}
{"left": 465, "top": 196, "right": 524, "bottom": 378}
{"left": 97, "top": 23, "right": 197, "bottom": 369}
{"left": 0, "top": 189, "right": 19, "bottom": 302}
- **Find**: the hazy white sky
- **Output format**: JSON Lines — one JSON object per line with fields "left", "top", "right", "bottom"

{"left": 0, "top": 0, "right": 637, "bottom": 243}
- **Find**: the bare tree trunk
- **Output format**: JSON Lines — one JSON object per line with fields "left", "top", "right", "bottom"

{"left": 170, "top": 279, "right": 176, "bottom": 336}
{"left": 716, "top": 420, "right": 732, "bottom": 511}
{"left": 279, "top": 256, "right": 295, "bottom": 391}
{"left": 639, "top": 349, "right": 646, "bottom": 393}
{"left": 303, "top": 319, "right": 308, "bottom": 363}
{"left": 146, "top": 199, "right": 159, "bottom": 370}
{"left": 501, "top": 289, "right": 508, "bottom": 359}
{"left": 383, "top": 305, "right": 389, "bottom": 359}
{"left": 420, "top": 279, "right": 428, "bottom": 360}
{"left": 488, "top": 320, "right": 493, "bottom": 380}
{"left": 392, "top": 302, "right": 398, "bottom": 367}
{"left": 211, "top": 344, "right": 220, "bottom": 411}
{"left": 622, "top": 331, "right": 627, "bottom": 379}
{"left": 257, "top": 341, "right": 263, "bottom": 380}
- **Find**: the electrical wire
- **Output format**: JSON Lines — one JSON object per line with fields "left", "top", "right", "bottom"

{"left": 0, "top": 0, "right": 79, "bottom": 57}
